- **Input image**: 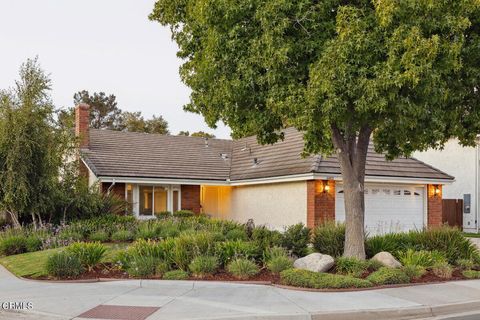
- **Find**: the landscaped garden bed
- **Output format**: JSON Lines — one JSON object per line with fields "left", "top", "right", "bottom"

{"left": 1, "top": 212, "right": 480, "bottom": 290}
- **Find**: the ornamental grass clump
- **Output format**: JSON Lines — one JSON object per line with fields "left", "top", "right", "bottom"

{"left": 280, "top": 269, "right": 372, "bottom": 289}
{"left": 46, "top": 251, "right": 84, "bottom": 278}
{"left": 127, "top": 255, "right": 158, "bottom": 278}
{"left": 431, "top": 262, "right": 453, "bottom": 279}
{"left": 111, "top": 229, "right": 134, "bottom": 242}
{"left": 88, "top": 230, "right": 109, "bottom": 242}
{"left": 312, "top": 222, "right": 345, "bottom": 257}
{"left": 403, "top": 265, "right": 427, "bottom": 280}
{"left": 0, "top": 235, "right": 27, "bottom": 256}
{"left": 66, "top": 242, "right": 107, "bottom": 271}
{"left": 397, "top": 249, "right": 446, "bottom": 268}
{"left": 281, "top": 223, "right": 310, "bottom": 257}
{"left": 267, "top": 256, "right": 293, "bottom": 274}
{"left": 189, "top": 255, "right": 219, "bottom": 277}
{"left": 227, "top": 258, "right": 259, "bottom": 279}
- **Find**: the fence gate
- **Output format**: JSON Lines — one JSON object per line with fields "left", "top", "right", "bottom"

{"left": 442, "top": 199, "right": 463, "bottom": 228}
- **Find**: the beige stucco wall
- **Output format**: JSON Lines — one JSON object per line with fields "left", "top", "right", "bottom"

{"left": 229, "top": 181, "right": 307, "bottom": 230}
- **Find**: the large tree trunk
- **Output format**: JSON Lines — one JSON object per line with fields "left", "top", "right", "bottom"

{"left": 7, "top": 210, "right": 21, "bottom": 229}
{"left": 331, "top": 124, "right": 372, "bottom": 259}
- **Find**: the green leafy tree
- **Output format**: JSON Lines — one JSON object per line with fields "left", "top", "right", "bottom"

{"left": 0, "top": 59, "right": 66, "bottom": 228}
{"left": 119, "top": 111, "right": 169, "bottom": 134}
{"left": 73, "top": 90, "right": 122, "bottom": 130}
{"left": 151, "top": 0, "right": 480, "bottom": 258}
{"left": 178, "top": 130, "right": 190, "bottom": 136}
{"left": 190, "top": 131, "right": 215, "bottom": 138}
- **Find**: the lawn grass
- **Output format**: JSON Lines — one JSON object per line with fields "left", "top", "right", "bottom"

{"left": 463, "top": 232, "right": 480, "bottom": 238}
{"left": 0, "top": 242, "right": 129, "bottom": 278}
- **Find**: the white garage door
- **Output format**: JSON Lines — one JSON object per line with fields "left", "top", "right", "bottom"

{"left": 336, "top": 184, "right": 425, "bottom": 235}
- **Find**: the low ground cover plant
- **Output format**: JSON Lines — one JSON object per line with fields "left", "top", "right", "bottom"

{"left": 366, "top": 267, "right": 410, "bottom": 285}
{"left": 280, "top": 269, "right": 372, "bottom": 289}
{"left": 463, "top": 270, "right": 480, "bottom": 279}
{"left": 335, "top": 257, "right": 369, "bottom": 278}
{"left": 163, "top": 269, "right": 189, "bottom": 280}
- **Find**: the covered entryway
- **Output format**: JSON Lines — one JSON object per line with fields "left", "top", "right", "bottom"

{"left": 336, "top": 184, "right": 425, "bottom": 235}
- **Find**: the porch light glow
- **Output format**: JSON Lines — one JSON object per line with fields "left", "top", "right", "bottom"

{"left": 323, "top": 181, "right": 330, "bottom": 193}
{"left": 434, "top": 185, "right": 441, "bottom": 196}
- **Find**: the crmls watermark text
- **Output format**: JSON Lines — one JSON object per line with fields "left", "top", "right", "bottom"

{"left": 1, "top": 301, "right": 33, "bottom": 310}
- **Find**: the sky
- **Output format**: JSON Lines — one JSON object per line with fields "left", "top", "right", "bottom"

{"left": 0, "top": 0, "right": 232, "bottom": 138}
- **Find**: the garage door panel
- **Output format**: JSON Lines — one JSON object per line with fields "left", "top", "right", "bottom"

{"left": 335, "top": 184, "right": 424, "bottom": 235}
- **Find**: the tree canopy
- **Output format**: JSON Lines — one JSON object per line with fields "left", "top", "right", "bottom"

{"left": 151, "top": 0, "right": 480, "bottom": 258}
{"left": 0, "top": 59, "right": 67, "bottom": 227}
{"left": 61, "top": 91, "right": 170, "bottom": 134}
{"left": 178, "top": 130, "right": 216, "bottom": 138}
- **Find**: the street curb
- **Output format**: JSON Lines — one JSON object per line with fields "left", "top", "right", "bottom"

{"left": 431, "top": 300, "right": 480, "bottom": 317}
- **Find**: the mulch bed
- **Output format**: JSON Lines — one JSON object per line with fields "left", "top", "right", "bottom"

{"left": 26, "top": 265, "right": 474, "bottom": 290}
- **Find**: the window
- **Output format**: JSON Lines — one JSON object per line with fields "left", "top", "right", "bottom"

{"left": 173, "top": 190, "right": 179, "bottom": 212}
{"left": 139, "top": 186, "right": 153, "bottom": 216}
{"left": 154, "top": 187, "right": 168, "bottom": 214}
{"left": 126, "top": 184, "right": 134, "bottom": 213}
{"left": 404, "top": 190, "right": 411, "bottom": 195}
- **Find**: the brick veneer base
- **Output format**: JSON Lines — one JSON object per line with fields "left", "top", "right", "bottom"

{"left": 307, "top": 180, "right": 335, "bottom": 228}
{"left": 181, "top": 185, "right": 201, "bottom": 214}
{"left": 427, "top": 184, "right": 443, "bottom": 227}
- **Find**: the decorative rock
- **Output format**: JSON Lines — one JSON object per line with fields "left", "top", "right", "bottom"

{"left": 371, "top": 252, "right": 402, "bottom": 268}
{"left": 293, "top": 253, "right": 334, "bottom": 273}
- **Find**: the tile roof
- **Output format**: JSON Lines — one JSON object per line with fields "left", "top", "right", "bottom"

{"left": 82, "top": 128, "right": 453, "bottom": 182}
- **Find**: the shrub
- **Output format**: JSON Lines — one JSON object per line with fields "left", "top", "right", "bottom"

{"left": 225, "top": 229, "right": 248, "bottom": 241}
{"left": 263, "top": 246, "right": 289, "bottom": 262}
{"left": 227, "top": 258, "right": 259, "bottom": 279}
{"left": 215, "top": 241, "right": 260, "bottom": 266}
{"left": 156, "top": 262, "right": 169, "bottom": 277}
{"left": 66, "top": 242, "right": 107, "bottom": 271}
{"left": 0, "top": 235, "right": 27, "bottom": 256}
{"left": 173, "top": 210, "right": 195, "bottom": 218}
{"left": 136, "top": 221, "right": 160, "bottom": 240}
{"left": 46, "top": 251, "right": 84, "bottom": 278}
{"left": 25, "top": 236, "right": 43, "bottom": 252}
{"left": 163, "top": 269, "right": 189, "bottom": 280}
{"left": 365, "top": 233, "right": 409, "bottom": 258}
{"left": 456, "top": 259, "right": 475, "bottom": 270}
{"left": 58, "top": 230, "right": 83, "bottom": 242}
{"left": 172, "top": 232, "right": 217, "bottom": 269}
{"left": 89, "top": 230, "right": 109, "bottom": 242}
{"left": 155, "top": 211, "right": 171, "bottom": 219}
{"left": 432, "top": 262, "right": 453, "bottom": 279}
{"left": 280, "top": 269, "right": 372, "bottom": 289}
{"left": 463, "top": 270, "right": 480, "bottom": 279}
{"left": 282, "top": 223, "right": 310, "bottom": 257}
{"left": 312, "top": 222, "right": 345, "bottom": 257}
{"left": 367, "top": 259, "right": 384, "bottom": 271}
{"left": 267, "top": 256, "right": 293, "bottom": 274}
{"left": 127, "top": 255, "right": 158, "bottom": 278}
{"left": 111, "top": 229, "right": 134, "bottom": 242}
{"left": 335, "top": 257, "right": 369, "bottom": 278}
{"left": 397, "top": 249, "right": 446, "bottom": 268}
{"left": 403, "top": 265, "right": 427, "bottom": 280}
{"left": 128, "top": 239, "right": 164, "bottom": 260}
{"left": 251, "top": 227, "right": 283, "bottom": 249}
{"left": 189, "top": 256, "right": 219, "bottom": 277}
{"left": 366, "top": 267, "right": 410, "bottom": 285}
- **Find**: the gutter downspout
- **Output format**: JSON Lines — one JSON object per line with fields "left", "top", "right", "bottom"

{"left": 107, "top": 178, "right": 116, "bottom": 195}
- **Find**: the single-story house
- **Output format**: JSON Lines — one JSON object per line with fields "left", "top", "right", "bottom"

{"left": 414, "top": 139, "right": 480, "bottom": 233}
{"left": 76, "top": 104, "right": 454, "bottom": 234}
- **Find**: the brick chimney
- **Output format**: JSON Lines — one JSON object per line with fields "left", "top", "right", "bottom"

{"left": 75, "top": 104, "right": 90, "bottom": 148}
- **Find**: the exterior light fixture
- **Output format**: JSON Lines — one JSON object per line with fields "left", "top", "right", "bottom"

{"left": 434, "top": 185, "right": 441, "bottom": 196}
{"left": 323, "top": 180, "right": 330, "bottom": 193}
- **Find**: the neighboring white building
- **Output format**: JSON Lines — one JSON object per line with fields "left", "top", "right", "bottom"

{"left": 414, "top": 139, "right": 479, "bottom": 233}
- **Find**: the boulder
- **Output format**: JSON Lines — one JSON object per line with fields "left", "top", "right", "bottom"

{"left": 371, "top": 252, "right": 402, "bottom": 268}
{"left": 293, "top": 253, "right": 334, "bottom": 273}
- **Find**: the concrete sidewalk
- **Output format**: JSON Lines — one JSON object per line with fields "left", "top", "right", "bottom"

{"left": 1, "top": 266, "right": 480, "bottom": 320}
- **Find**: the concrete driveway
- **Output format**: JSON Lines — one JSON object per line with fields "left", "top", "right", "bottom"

{"left": 1, "top": 266, "right": 480, "bottom": 320}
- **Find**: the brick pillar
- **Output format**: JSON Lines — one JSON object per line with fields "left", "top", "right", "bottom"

{"left": 181, "top": 185, "right": 201, "bottom": 214}
{"left": 75, "top": 103, "right": 90, "bottom": 148}
{"left": 307, "top": 180, "right": 335, "bottom": 228}
{"left": 427, "top": 184, "right": 443, "bottom": 227}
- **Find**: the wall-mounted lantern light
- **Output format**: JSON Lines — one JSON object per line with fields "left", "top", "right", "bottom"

{"left": 323, "top": 180, "right": 330, "bottom": 193}
{"left": 434, "top": 185, "right": 441, "bottom": 197}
